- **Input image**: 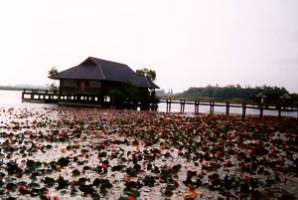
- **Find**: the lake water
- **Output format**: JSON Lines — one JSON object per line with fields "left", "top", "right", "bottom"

{"left": 0, "top": 90, "right": 55, "bottom": 108}
{"left": 0, "top": 90, "right": 297, "bottom": 118}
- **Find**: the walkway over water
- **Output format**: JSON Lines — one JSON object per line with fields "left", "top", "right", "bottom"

{"left": 21, "top": 89, "right": 298, "bottom": 119}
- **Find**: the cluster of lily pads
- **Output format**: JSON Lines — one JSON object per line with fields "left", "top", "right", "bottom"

{"left": 0, "top": 107, "right": 297, "bottom": 199}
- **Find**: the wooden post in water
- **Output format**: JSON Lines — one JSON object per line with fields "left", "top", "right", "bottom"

{"left": 22, "top": 89, "right": 25, "bottom": 100}
{"left": 166, "top": 99, "right": 169, "bottom": 112}
{"left": 226, "top": 102, "right": 230, "bottom": 116}
{"left": 155, "top": 102, "right": 158, "bottom": 111}
{"left": 30, "top": 90, "right": 34, "bottom": 100}
{"left": 242, "top": 103, "right": 246, "bottom": 119}
{"left": 210, "top": 101, "right": 215, "bottom": 114}
{"left": 194, "top": 100, "right": 200, "bottom": 114}
{"left": 278, "top": 102, "right": 282, "bottom": 118}
{"left": 166, "top": 99, "right": 172, "bottom": 113}
{"left": 180, "top": 100, "right": 183, "bottom": 113}
{"left": 194, "top": 101, "right": 197, "bottom": 113}
{"left": 260, "top": 103, "right": 264, "bottom": 117}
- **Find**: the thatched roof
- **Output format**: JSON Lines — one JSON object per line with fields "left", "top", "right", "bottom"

{"left": 50, "top": 57, "right": 159, "bottom": 89}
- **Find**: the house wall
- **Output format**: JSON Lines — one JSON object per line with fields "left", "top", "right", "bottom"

{"left": 61, "top": 79, "right": 77, "bottom": 87}
{"left": 59, "top": 79, "right": 102, "bottom": 95}
{"left": 58, "top": 79, "right": 153, "bottom": 107}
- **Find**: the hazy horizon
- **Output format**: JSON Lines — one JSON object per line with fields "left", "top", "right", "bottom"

{"left": 0, "top": 82, "right": 296, "bottom": 95}
{"left": 0, "top": 0, "right": 297, "bottom": 93}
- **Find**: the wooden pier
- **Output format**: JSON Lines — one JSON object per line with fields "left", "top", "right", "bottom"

{"left": 159, "top": 99, "right": 298, "bottom": 119}
{"left": 22, "top": 89, "right": 158, "bottom": 110}
{"left": 22, "top": 89, "right": 298, "bottom": 118}
{"left": 22, "top": 89, "right": 101, "bottom": 104}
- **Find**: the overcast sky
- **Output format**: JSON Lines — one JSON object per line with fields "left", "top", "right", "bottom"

{"left": 0, "top": 0, "right": 297, "bottom": 93}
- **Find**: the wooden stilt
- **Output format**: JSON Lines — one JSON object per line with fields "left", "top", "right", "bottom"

{"left": 180, "top": 100, "right": 183, "bottom": 113}
{"left": 260, "top": 103, "right": 263, "bottom": 117}
{"left": 210, "top": 101, "right": 215, "bottom": 114}
{"left": 166, "top": 99, "right": 169, "bottom": 112}
{"left": 180, "top": 100, "right": 185, "bottom": 113}
{"left": 242, "top": 103, "right": 246, "bottom": 119}
{"left": 226, "top": 102, "right": 230, "bottom": 116}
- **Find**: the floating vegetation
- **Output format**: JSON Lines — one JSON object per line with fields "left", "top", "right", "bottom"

{"left": 0, "top": 107, "right": 297, "bottom": 199}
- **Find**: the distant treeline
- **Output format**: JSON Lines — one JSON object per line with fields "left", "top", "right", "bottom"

{"left": 177, "top": 85, "right": 298, "bottom": 103}
{"left": 0, "top": 85, "right": 49, "bottom": 91}
{"left": 0, "top": 86, "right": 24, "bottom": 91}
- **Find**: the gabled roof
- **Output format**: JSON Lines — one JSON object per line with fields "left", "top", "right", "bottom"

{"left": 50, "top": 57, "right": 159, "bottom": 89}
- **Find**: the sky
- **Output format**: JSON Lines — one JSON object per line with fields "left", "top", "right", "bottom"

{"left": 0, "top": 0, "right": 297, "bottom": 93}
